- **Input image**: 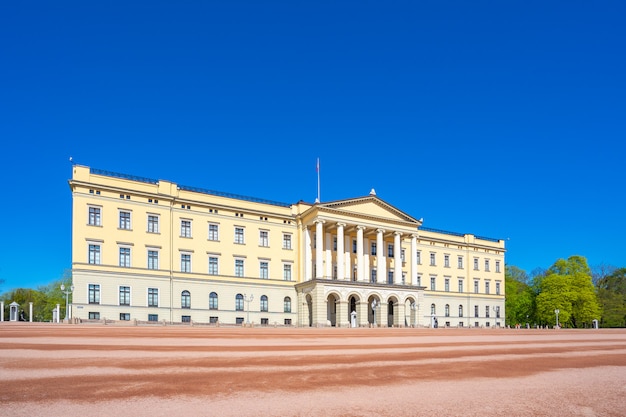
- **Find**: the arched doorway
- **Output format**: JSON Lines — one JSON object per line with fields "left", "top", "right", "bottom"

{"left": 368, "top": 295, "right": 380, "bottom": 326}
{"left": 306, "top": 294, "right": 313, "bottom": 327}
{"left": 405, "top": 297, "right": 417, "bottom": 327}
{"left": 327, "top": 293, "right": 338, "bottom": 326}
{"left": 348, "top": 295, "right": 358, "bottom": 325}
{"left": 387, "top": 297, "right": 397, "bottom": 327}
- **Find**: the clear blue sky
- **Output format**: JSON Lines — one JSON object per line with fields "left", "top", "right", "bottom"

{"left": 1, "top": 1, "right": 625, "bottom": 292}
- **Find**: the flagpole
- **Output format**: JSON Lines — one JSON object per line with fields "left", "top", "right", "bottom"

{"left": 316, "top": 157, "right": 320, "bottom": 203}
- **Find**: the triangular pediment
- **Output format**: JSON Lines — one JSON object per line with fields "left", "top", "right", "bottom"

{"left": 318, "top": 196, "right": 421, "bottom": 225}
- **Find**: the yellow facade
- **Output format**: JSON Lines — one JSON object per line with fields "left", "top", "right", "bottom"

{"left": 69, "top": 165, "right": 506, "bottom": 327}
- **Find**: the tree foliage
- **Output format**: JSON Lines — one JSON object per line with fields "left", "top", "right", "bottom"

{"left": 535, "top": 256, "right": 600, "bottom": 328}
{"left": 1, "top": 272, "right": 71, "bottom": 322}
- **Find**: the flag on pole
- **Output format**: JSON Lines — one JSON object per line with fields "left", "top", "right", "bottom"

{"left": 316, "top": 158, "right": 321, "bottom": 203}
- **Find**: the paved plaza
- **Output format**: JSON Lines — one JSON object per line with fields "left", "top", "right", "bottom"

{"left": 1, "top": 323, "right": 625, "bottom": 416}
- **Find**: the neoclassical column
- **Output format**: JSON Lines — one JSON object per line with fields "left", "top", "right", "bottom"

{"left": 394, "top": 231, "right": 402, "bottom": 284}
{"left": 304, "top": 226, "right": 312, "bottom": 280}
{"left": 376, "top": 229, "right": 385, "bottom": 283}
{"left": 411, "top": 234, "right": 418, "bottom": 285}
{"left": 325, "top": 231, "right": 332, "bottom": 279}
{"left": 315, "top": 219, "right": 324, "bottom": 278}
{"left": 356, "top": 226, "right": 365, "bottom": 281}
{"left": 336, "top": 223, "right": 345, "bottom": 280}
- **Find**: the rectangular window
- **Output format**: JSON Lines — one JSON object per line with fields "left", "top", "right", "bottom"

{"left": 236, "top": 317, "right": 244, "bottom": 324}
{"left": 234, "top": 227, "right": 244, "bottom": 244}
{"left": 260, "top": 261, "right": 269, "bottom": 279}
{"left": 388, "top": 271, "right": 393, "bottom": 284}
{"left": 148, "top": 215, "right": 159, "bottom": 233}
{"left": 430, "top": 253, "right": 436, "bottom": 266}
{"left": 284, "top": 264, "right": 292, "bottom": 281}
{"left": 401, "top": 249, "right": 406, "bottom": 262}
{"left": 474, "top": 280, "right": 479, "bottom": 294}
{"left": 120, "top": 313, "right": 130, "bottom": 321}
{"left": 371, "top": 242, "right": 377, "bottom": 256}
{"left": 474, "top": 258, "right": 479, "bottom": 270}
{"left": 496, "top": 306, "right": 501, "bottom": 318}
{"left": 458, "top": 256, "right": 463, "bottom": 269}
{"left": 371, "top": 269, "right": 377, "bottom": 283}
{"left": 495, "top": 260, "right": 501, "bottom": 273}
{"left": 485, "top": 260, "right": 490, "bottom": 272}
{"left": 430, "top": 277, "right": 436, "bottom": 291}
{"left": 486, "top": 306, "right": 490, "bottom": 318}
{"left": 89, "top": 284, "right": 100, "bottom": 304}
{"left": 474, "top": 305, "right": 479, "bottom": 318}
{"left": 458, "top": 280, "right": 464, "bottom": 293}
{"left": 208, "top": 257, "right": 219, "bottom": 275}
{"left": 416, "top": 251, "right": 421, "bottom": 265}
{"left": 88, "top": 244, "right": 101, "bottom": 264}
{"left": 181, "top": 220, "right": 191, "bottom": 238}
{"left": 283, "top": 234, "right": 292, "bottom": 249}
{"left": 235, "top": 259, "right": 244, "bottom": 277}
{"left": 485, "top": 281, "right": 490, "bottom": 294}
{"left": 388, "top": 244, "right": 394, "bottom": 257}
{"left": 444, "top": 254, "right": 450, "bottom": 267}
{"left": 417, "top": 274, "right": 422, "bottom": 287}
{"left": 333, "top": 237, "right": 337, "bottom": 251}
{"left": 119, "top": 247, "right": 131, "bottom": 267}
{"left": 182, "top": 315, "right": 191, "bottom": 323}
{"left": 119, "top": 286, "right": 130, "bottom": 306}
{"left": 89, "top": 312, "right": 100, "bottom": 320}
{"left": 148, "top": 314, "right": 158, "bottom": 322}
{"left": 353, "top": 239, "right": 357, "bottom": 254}
{"left": 208, "top": 224, "right": 219, "bottom": 241}
{"left": 119, "top": 211, "right": 131, "bottom": 230}
{"left": 259, "top": 230, "right": 269, "bottom": 247}
{"left": 496, "top": 282, "right": 501, "bottom": 295}
{"left": 210, "top": 316, "right": 219, "bottom": 324}
{"left": 284, "top": 318, "right": 292, "bottom": 326}
{"left": 444, "top": 278, "right": 450, "bottom": 292}
{"left": 88, "top": 207, "right": 101, "bottom": 226}
{"left": 148, "top": 250, "right": 159, "bottom": 270}
{"left": 148, "top": 288, "right": 159, "bottom": 307}
{"left": 181, "top": 253, "right": 191, "bottom": 273}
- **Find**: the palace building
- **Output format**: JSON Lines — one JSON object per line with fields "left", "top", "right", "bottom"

{"left": 69, "top": 165, "right": 506, "bottom": 327}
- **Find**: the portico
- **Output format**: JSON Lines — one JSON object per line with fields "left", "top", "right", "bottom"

{"left": 295, "top": 193, "right": 425, "bottom": 327}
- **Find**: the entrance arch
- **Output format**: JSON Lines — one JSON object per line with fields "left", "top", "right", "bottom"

{"left": 327, "top": 293, "right": 339, "bottom": 326}
{"left": 306, "top": 294, "right": 313, "bottom": 327}
{"left": 367, "top": 295, "right": 381, "bottom": 326}
{"left": 348, "top": 295, "right": 359, "bottom": 325}
{"left": 387, "top": 297, "right": 398, "bottom": 327}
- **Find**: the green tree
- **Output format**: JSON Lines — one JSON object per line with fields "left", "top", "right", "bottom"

{"left": 505, "top": 266, "right": 535, "bottom": 326}
{"left": 597, "top": 268, "right": 626, "bottom": 327}
{"left": 535, "top": 256, "right": 600, "bottom": 328}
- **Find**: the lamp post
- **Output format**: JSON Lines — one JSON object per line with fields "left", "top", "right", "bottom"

{"left": 492, "top": 306, "right": 499, "bottom": 328}
{"left": 60, "top": 284, "right": 74, "bottom": 322}
{"left": 371, "top": 299, "right": 378, "bottom": 327}
{"left": 554, "top": 309, "right": 560, "bottom": 329}
{"left": 244, "top": 293, "right": 254, "bottom": 325}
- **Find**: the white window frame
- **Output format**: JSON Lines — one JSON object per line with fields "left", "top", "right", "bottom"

{"left": 88, "top": 205, "right": 102, "bottom": 226}
{"left": 208, "top": 223, "right": 219, "bottom": 241}
{"left": 181, "top": 219, "right": 192, "bottom": 238}
{"left": 259, "top": 260, "right": 269, "bottom": 279}
{"left": 259, "top": 230, "right": 269, "bottom": 247}
{"left": 234, "top": 227, "right": 245, "bottom": 244}
{"left": 180, "top": 252, "right": 192, "bottom": 273}
{"left": 147, "top": 214, "right": 159, "bottom": 233}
